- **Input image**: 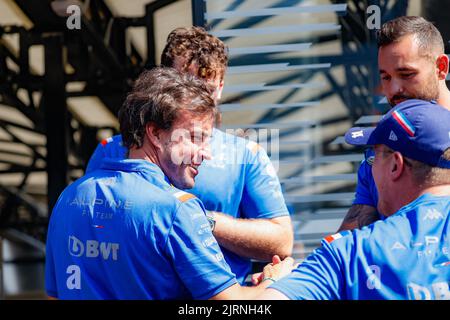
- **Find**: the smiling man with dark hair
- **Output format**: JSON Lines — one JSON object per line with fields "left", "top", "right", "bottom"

{"left": 86, "top": 26, "right": 293, "bottom": 285}
{"left": 45, "top": 67, "right": 294, "bottom": 300}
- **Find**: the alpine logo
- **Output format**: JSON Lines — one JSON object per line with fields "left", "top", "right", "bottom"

{"left": 389, "top": 130, "right": 398, "bottom": 141}
{"left": 391, "top": 241, "right": 407, "bottom": 250}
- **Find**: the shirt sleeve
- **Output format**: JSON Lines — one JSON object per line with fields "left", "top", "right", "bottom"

{"left": 164, "top": 199, "right": 237, "bottom": 299}
{"left": 269, "top": 241, "right": 344, "bottom": 300}
{"left": 240, "top": 142, "right": 289, "bottom": 219}
{"left": 353, "top": 159, "right": 377, "bottom": 207}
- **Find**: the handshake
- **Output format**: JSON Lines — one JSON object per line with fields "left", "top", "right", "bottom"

{"left": 251, "top": 255, "right": 298, "bottom": 286}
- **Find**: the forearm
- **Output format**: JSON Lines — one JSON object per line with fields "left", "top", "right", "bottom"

{"left": 210, "top": 279, "right": 275, "bottom": 300}
{"left": 212, "top": 213, "right": 293, "bottom": 261}
{"left": 210, "top": 256, "right": 295, "bottom": 300}
{"left": 338, "top": 204, "right": 379, "bottom": 232}
{"left": 256, "top": 288, "right": 290, "bottom": 300}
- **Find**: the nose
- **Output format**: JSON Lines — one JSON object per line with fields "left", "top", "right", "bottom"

{"left": 388, "top": 80, "right": 404, "bottom": 97}
{"left": 192, "top": 145, "right": 211, "bottom": 165}
{"left": 199, "top": 147, "right": 211, "bottom": 161}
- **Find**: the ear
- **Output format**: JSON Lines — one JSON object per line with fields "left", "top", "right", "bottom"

{"left": 145, "top": 123, "right": 164, "bottom": 150}
{"left": 436, "top": 54, "right": 449, "bottom": 80}
{"left": 390, "top": 152, "right": 406, "bottom": 181}
{"left": 215, "top": 80, "right": 224, "bottom": 101}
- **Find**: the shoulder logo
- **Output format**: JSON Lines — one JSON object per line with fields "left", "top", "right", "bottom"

{"left": 174, "top": 191, "right": 195, "bottom": 203}
{"left": 388, "top": 130, "right": 398, "bottom": 141}
{"left": 423, "top": 208, "right": 444, "bottom": 220}
{"left": 391, "top": 241, "right": 407, "bottom": 250}
{"left": 99, "top": 177, "right": 116, "bottom": 186}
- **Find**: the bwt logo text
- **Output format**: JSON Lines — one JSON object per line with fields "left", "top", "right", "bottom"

{"left": 68, "top": 235, "right": 119, "bottom": 261}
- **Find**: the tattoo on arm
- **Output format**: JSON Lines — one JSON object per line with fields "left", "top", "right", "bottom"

{"left": 338, "top": 204, "right": 379, "bottom": 232}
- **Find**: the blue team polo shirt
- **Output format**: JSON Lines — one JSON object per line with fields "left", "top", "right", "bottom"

{"left": 45, "top": 159, "right": 236, "bottom": 299}
{"left": 86, "top": 129, "right": 289, "bottom": 284}
{"left": 270, "top": 193, "right": 450, "bottom": 300}
{"left": 353, "top": 149, "right": 379, "bottom": 207}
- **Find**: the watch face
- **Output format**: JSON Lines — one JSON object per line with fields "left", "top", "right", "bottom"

{"left": 206, "top": 211, "right": 216, "bottom": 231}
{"left": 208, "top": 219, "right": 215, "bottom": 231}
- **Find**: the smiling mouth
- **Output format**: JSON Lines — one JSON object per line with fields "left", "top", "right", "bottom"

{"left": 189, "top": 164, "right": 199, "bottom": 175}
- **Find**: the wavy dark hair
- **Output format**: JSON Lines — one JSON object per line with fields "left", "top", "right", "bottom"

{"left": 160, "top": 26, "right": 228, "bottom": 81}
{"left": 118, "top": 67, "right": 216, "bottom": 149}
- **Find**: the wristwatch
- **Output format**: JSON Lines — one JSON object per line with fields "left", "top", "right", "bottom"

{"left": 205, "top": 210, "right": 216, "bottom": 232}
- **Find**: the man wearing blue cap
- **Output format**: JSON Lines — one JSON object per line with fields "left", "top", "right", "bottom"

{"left": 339, "top": 16, "right": 450, "bottom": 231}
{"left": 257, "top": 99, "right": 450, "bottom": 300}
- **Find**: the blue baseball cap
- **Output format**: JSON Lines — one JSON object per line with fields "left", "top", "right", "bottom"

{"left": 345, "top": 99, "right": 450, "bottom": 168}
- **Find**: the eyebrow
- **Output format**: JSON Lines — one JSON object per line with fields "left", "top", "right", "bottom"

{"left": 191, "top": 128, "right": 211, "bottom": 138}
{"left": 395, "top": 67, "right": 418, "bottom": 72}
{"left": 379, "top": 66, "right": 418, "bottom": 74}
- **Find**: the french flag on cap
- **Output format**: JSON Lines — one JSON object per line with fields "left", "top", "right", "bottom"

{"left": 392, "top": 110, "right": 416, "bottom": 137}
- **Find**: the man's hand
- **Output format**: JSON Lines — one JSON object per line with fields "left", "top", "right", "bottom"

{"left": 251, "top": 255, "right": 295, "bottom": 286}
{"left": 251, "top": 272, "right": 263, "bottom": 286}
{"left": 251, "top": 255, "right": 282, "bottom": 285}
{"left": 210, "top": 255, "right": 295, "bottom": 299}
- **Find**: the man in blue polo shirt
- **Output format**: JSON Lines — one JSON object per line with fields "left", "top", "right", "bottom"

{"left": 257, "top": 99, "right": 450, "bottom": 300}
{"left": 45, "top": 67, "right": 294, "bottom": 300}
{"left": 86, "top": 27, "right": 293, "bottom": 284}
{"left": 339, "top": 16, "right": 450, "bottom": 231}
